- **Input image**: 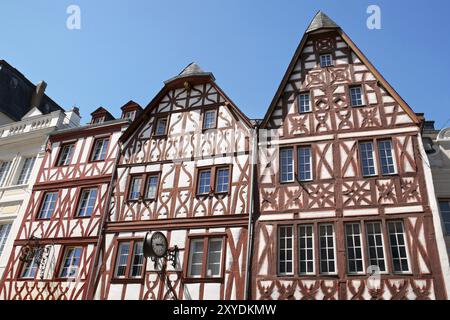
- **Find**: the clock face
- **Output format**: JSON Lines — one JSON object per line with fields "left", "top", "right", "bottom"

{"left": 151, "top": 232, "right": 168, "bottom": 258}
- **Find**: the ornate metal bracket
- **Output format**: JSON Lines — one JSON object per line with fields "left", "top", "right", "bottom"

{"left": 151, "top": 246, "right": 179, "bottom": 269}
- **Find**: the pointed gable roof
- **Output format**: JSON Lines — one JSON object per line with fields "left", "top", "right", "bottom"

{"left": 119, "top": 62, "right": 252, "bottom": 143}
{"left": 260, "top": 11, "right": 420, "bottom": 127}
{"left": 305, "top": 11, "right": 339, "bottom": 33}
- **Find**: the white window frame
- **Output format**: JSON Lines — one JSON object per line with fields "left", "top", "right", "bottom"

{"left": 206, "top": 238, "right": 223, "bottom": 278}
{"left": 16, "top": 156, "right": 36, "bottom": 185}
{"left": 298, "top": 93, "right": 311, "bottom": 113}
{"left": 278, "top": 226, "right": 294, "bottom": 276}
{"left": 114, "top": 242, "right": 131, "bottom": 278}
{"left": 298, "top": 146, "right": 313, "bottom": 182}
{"left": 203, "top": 109, "right": 217, "bottom": 130}
{"left": 345, "top": 223, "right": 365, "bottom": 275}
{"left": 155, "top": 117, "right": 168, "bottom": 136}
{"left": 215, "top": 167, "right": 230, "bottom": 193}
{"left": 197, "top": 169, "right": 211, "bottom": 195}
{"left": 0, "top": 160, "right": 12, "bottom": 187}
{"left": 319, "top": 224, "right": 337, "bottom": 275}
{"left": 319, "top": 54, "right": 333, "bottom": 67}
{"left": 280, "top": 148, "right": 294, "bottom": 183}
{"left": 129, "top": 176, "right": 143, "bottom": 200}
{"left": 57, "top": 143, "right": 75, "bottom": 166}
{"left": 438, "top": 200, "right": 450, "bottom": 236}
{"left": 359, "top": 141, "right": 377, "bottom": 177}
{"left": 58, "top": 247, "right": 83, "bottom": 279}
{"left": 0, "top": 223, "right": 12, "bottom": 257}
{"left": 130, "top": 241, "right": 144, "bottom": 278}
{"left": 378, "top": 140, "right": 397, "bottom": 175}
{"left": 75, "top": 188, "right": 97, "bottom": 217}
{"left": 365, "top": 222, "right": 388, "bottom": 273}
{"left": 350, "top": 85, "right": 364, "bottom": 106}
{"left": 188, "top": 238, "right": 204, "bottom": 278}
{"left": 90, "top": 138, "right": 110, "bottom": 162}
{"left": 387, "top": 221, "right": 411, "bottom": 274}
{"left": 298, "top": 224, "right": 315, "bottom": 275}
{"left": 38, "top": 192, "right": 58, "bottom": 219}
{"left": 144, "top": 175, "right": 159, "bottom": 200}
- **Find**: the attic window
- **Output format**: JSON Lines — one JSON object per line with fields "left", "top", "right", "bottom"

{"left": 123, "top": 111, "right": 136, "bottom": 121}
{"left": 93, "top": 117, "right": 104, "bottom": 124}
{"left": 320, "top": 54, "right": 333, "bottom": 67}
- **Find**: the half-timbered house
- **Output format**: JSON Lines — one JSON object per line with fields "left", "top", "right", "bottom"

{"left": 91, "top": 63, "right": 255, "bottom": 300}
{"left": 253, "top": 11, "right": 450, "bottom": 300}
{"left": 0, "top": 109, "right": 129, "bottom": 300}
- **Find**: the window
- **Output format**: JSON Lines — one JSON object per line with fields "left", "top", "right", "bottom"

{"left": 438, "top": 201, "right": 450, "bottom": 235}
{"left": 155, "top": 117, "right": 168, "bottom": 136}
{"left": 359, "top": 142, "right": 377, "bottom": 176}
{"left": 215, "top": 168, "right": 229, "bottom": 193}
{"left": 123, "top": 111, "right": 136, "bottom": 120}
{"left": 298, "top": 146, "right": 312, "bottom": 181}
{"left": 90, "top": 138, "right": 110, "bottom": 161}
{"left": 298, "top": 93, "right": 311, "bottom": 113}
{"left": 298, "top": 225, "right": 314, "bottom": 275}
{"left": 350, "top": 86, "right": 363, "bottom": 106}
{"left": 59, "top": 247, "right": 83, "bottom": 278}
{"left": 345, "top": 223, "right": 364, "bottom": 274}
{"left": 280, "top": 148, "right": 294, "bottom": 183}
{"left": 378, "top": 140, "right": 396, "bottom": 175}
{"left": 145, "top": 175, "right": 159, "bottom": 200}
{"left": 17, "top": 157, "right": 35, "bottom": 185}
{"left": 320, "top": 54, "right": 333, "bottom": 67}
{"left": 388, "top": 221, "right": 410, "bottom": 273}
{"left": 20, "top": 248, "right": 42, "bottom": 279}
{"left": 0, "top": 161, "right": 12, "bottom": 186}
{"left": 38, "top": 192, "right": 58, "bottom": 219}
{"left": 319, "top": 224, "right": 336, "bottom": 274}
{"left": 366, "top": 222, "right": 386, "bottom": 272}
{"left": 203, "top": 110, "right": 217, "bottom": 130}
{"left": 129, "top": 176, "right": 142, "bottom": 200}
{"left": 187, "top": 237, "right": 224, "bottom": 278}
{"left": 0, "top": 223, "right": 12, "bottom": 257}
{"left": 278, "top": 226, "right": 293, "bottom": 275}
{"left": 75, "top": 188, "right": 97, "bottom": 217}
{"left": 114, "top": 240, "right": 145, "bottom": 279}
{"left": 93, "top": 117, "right": 104, "bottom": 124}
{"left": 197, "top": 169, "right": 211, "bottom": 195}
{"left": 57, "top": 144, "right": 75, "bottom": 166}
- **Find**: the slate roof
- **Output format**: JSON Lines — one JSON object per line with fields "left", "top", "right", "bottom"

{"left": 164, "top": 62, "right": 215, "bottom": 84}
{"left": 305, "top": 11, "right": 340, "bottom": 33}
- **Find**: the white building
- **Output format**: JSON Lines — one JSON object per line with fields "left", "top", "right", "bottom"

{"left": 0, "top": 60, "right": 80, "bottom": 277}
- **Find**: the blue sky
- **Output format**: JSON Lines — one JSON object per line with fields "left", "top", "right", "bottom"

{"left": 1, "top": 0, "right": 449, "bottom": 127}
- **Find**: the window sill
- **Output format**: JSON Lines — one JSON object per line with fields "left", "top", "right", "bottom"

{"left": 183, "top": 277, "right": 224, "bottom": 284}
{"left": 152, "top": 134, "right": 167, "bottom": 139}
{"left": 110, "top": 277, "right": 145, "bottom": 284}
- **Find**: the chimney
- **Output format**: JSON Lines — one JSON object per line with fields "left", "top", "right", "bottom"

{"left": 30, "top": 80, "right": 47, "bottom": 108}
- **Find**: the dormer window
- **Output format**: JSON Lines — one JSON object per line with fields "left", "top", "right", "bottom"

{"left": 123, "top": 111, "right": 136, "bottom": 121}
{"left": 320, "top": 54, "right": 333, "bottom": 67}
{"left": 93, "top": 117, "right": 104, "bottom": 124}
{"left": 203, "top": 110, "right": 217, "bottom": 130}
{"left": 154, "top": 117, "right": 168, "bottom": 136}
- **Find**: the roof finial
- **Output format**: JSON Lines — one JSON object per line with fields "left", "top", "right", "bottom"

{"left": 305, "top": 11, "right": 340, "bottom": 33}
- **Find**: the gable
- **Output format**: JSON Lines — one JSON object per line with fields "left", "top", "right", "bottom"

{"left": 262, "top": 29, "right": 420, "bottom": 137}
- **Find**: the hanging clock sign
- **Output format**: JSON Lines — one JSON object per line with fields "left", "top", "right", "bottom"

{"left": 143, "top": 231, "right": 179, "bottom": 268}
{"left": 144, "top": 231, "right": 168, "bottom": 258}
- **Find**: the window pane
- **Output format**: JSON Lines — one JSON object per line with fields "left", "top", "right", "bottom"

{"left": 320, "top": 54, "right": 332, "bottom": 67}
{"left": 59, "top": 247, "right": 82, "bottom": 278}
{"left": 21, "top": 248, "right": 42, "bottom": 279}
{"left": 0, "top": 224, "right": 12, "bottom": 257}
{"left": 38, "top": 192, "right": 58, "bottom": 219}
{"left": 280, "top": 148, "right": 294, "bottom": 183}
{"left": 145, "top": 175, "right": 158, "bottom": 199}
{"left": 130, "top": 242, "right": 144, "bottom": 277}
{"left": 350, "top": 86, "right": 363, "bottom": 106}
{"left": 215, "top": 168, "right": 229, "bottom": 193}
{"left": 129, "top": 177, "right": 142, "bottom": 200}
{"left": 206, "top": 238, "right": 223, "bottom": 277}
{"left": 115, "top": 242, "right": 130, "bottom": 277}
{"left": 0, "top": 161, "right": 12, "bottom": 187}
{"left": 366, "top": 223, "right": 386, "bottom": 272}
{"left": 91, "top": 138, "right": 109, "bottom": 161}
{"left": 378, "top": 140, "right": 396, "bottom": 175}
{"left": 359, "top": 142, "right": 376, "bottom": 176}
{"left": 298, "top": 147, "right": 312, "bottom": 181}
{"left": 58, "top": 144, "right": 75, "bottom": 166}
{"left": 155, "top": 118, "right": 168, "bottom": 135}
{"left": 345, "top": 223, "right": 364, "bottom": 274}
{"left": 278, "top": 226, "right": 293, "bottom": 275}
{"left": 17, "top": 157, "right": 36, "bottom": 185}
{"left": 319, "top": 224, "right": 335, "bottom": 274}
{"left": 388, "top": 221, "right": 409, "bottom": 273}
{"left": 298, "top": 225, "right": 314, "bottom": 274}
{"left": 298, "top": 93, "right": 311, "bottom": 113}
{"left": 197, "top": 170, "right": 211, "bottom": 194}
{"left": 188, "top": 239, "right": 204, "bottom": 277}
{"left": 76, "top": 188, "right": 97, "bottom": 217}
{"left": 203, "top": 110, "right": 217, "bottom": 129}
